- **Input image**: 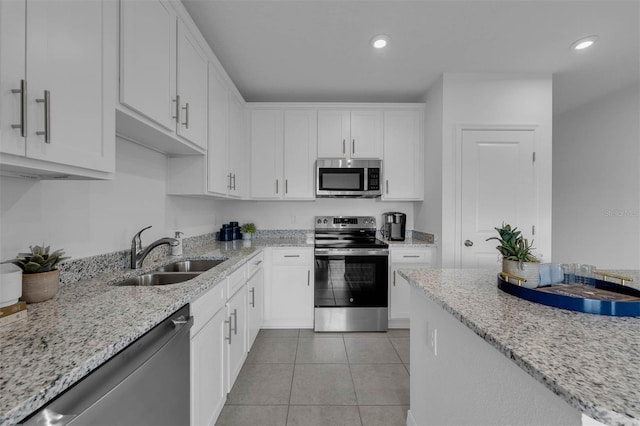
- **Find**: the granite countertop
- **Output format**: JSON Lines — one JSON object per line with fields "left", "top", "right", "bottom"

{"left": 0, "top": 237, "right": 311, "bottom": 426}
{"left": 399, "top": 267, "right": 640, "bottom": 426}
{"left": 382, "top": 231, "right": 437, "bottom": 248}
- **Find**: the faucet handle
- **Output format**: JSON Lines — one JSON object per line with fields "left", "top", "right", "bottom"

{"left": 133, "top": 226, "right": 152, "bottom": 244}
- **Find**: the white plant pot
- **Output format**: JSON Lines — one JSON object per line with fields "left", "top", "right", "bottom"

{"left": 0, "top": 264, "right": 22, "bottom": 307}
{"left": 502, "top": 259, "right": 540, "bottom": 289}
{"left": 242, "top": 233, "right": 252, "bottom": 240}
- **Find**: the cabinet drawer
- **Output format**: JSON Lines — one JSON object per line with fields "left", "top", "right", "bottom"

{"left": 391, "top": 248, "right": 432, "bottom": 264}
{"left": 227, "top": 264, "right": 248, "bottom": 298}
{"left": 271, "top": 248, "right": 312, "bottom": 265}
{"left": 191, "top": 282, "right": 226, "bottom": 336}
{"left": 247, "top": 251, "right": 264, "bottom": 278}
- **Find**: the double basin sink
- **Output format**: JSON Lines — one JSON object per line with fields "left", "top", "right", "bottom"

{"left": 114, "top": 259, "right": 226, "bottom": 286}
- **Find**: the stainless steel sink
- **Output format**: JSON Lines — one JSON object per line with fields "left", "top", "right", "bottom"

{"left": 114, "top": 272, "right": 201, "bottom": 286}
{"left": 155, "top": 259, "right": 226, "bottom": 273}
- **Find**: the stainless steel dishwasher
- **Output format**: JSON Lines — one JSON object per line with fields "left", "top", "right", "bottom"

{"left": 21, "top": 304, "right": 193, "bottom": 426}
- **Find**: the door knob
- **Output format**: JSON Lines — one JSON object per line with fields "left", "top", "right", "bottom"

{"left": 464, "top": 240, "right": 474, "bottom": 247}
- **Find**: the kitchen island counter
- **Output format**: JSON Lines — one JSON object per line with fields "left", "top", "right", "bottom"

{"left": 0, "top": 237, "right": 310, "bottom": 426}
{"left": 400, "top": 268, "right": 640, "bottom": 426}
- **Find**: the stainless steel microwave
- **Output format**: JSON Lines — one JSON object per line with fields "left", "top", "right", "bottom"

{"left": 316, "top": 159, "right": 382, "bottom": 198}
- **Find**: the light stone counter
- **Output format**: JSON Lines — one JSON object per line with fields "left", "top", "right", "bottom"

{"left": 0, "top": 237, "right": 311, "bottom": 426}
{"left": 399, "top": 267, "right": 640, "bottom": 426}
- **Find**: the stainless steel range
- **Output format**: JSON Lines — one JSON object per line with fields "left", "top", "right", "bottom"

{"left": 314, "top": 216, "right": 389, "bottom": 332}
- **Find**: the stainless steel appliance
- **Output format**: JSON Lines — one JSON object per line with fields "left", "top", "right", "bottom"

{"left": 316, "top": 159, "right": 382, "bottom": 198}
{"left": 314, "top": 216, "right": 389, "bottom": 332}
{"left": 21, "top": 305, "right": 193, "bottom": 426}
{"left": 382, "top": 212, "right": 407, "bottom": 241}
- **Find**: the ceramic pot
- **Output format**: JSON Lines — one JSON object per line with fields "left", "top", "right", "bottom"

{"left": 242, "top": 233, "right": 252, "bottom": 240}
{"left": 502, "top": 259, "right": 540, "bottom": 289}
{"left": 21, "top": 269, "right": 60, "bottom": 303}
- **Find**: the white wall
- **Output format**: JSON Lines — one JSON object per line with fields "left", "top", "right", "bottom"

{"left": 414, "top": 77, "right": 444, "bottom": 264}
{"left": 0, "top": 138, "right": 222, "bottom": 260}
{"left": 553, "top": 83, "right": 640, "bottom": 268}
{"left": 219, "top": 198, "right": 416, "bottom": 232}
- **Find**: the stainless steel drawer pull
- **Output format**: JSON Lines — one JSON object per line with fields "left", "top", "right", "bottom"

{"left": 182, "top": 102, "right": 189, "bottom": 128}
{"left": 11, "top": 79, "right": 26, "bottom": 137}
{"left": 393, "top": 270, "right": 396, "bottom": 286}
{"left": 171, "top": 315, "right": 192, "bottom": 327}
{"left": 225, "top": 318, "right": 232, "bottom": 343}
{"left": 35, "top": 90, "right": 51, "bottom": 143}
{"left": 307, "top": 270, "right": 310, "bottom": 286}
{"left": 231, "top": 308, "right": 238, "bottom": 335}
{"left": 249, "top": 287, "right": 255, "bottom": 307}
{"left": 284, "top": 255, "right": 300, "bottom": 258}
{"left": 254, "top": 260, "right": 263, "bottom": 266}
{"left": 172, "top": 95, "right": 180, "bottom": 123}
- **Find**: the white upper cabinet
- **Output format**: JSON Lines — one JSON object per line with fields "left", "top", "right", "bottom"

{"left": 283, "top": 110, "right": 317, "bottom": 199}
{"left": 207, "top": 65, "right": 230, "bottom": 196}
{"left": 249, "top": 108, "right": 317, "bottom": 200}
{"left": 228, "top": 95, "right": 246, "bottom": 198}
{"left": 118, "top": 0, "right": 207, "bottom": 154}
{"left": 0, "top": 0, "right": 116, "bottom": 179}
{"left": 317, "top": 110, "right": 382, "bottom": 159}
{"left": 382, "top": 109, "right": 424, "bottom": 200}
{"left": 176, "top": 20, "right": 208, "bottom": 149}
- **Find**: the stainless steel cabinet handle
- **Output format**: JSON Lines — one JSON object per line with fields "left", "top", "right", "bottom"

{"left": 250, "top": 287, "right": 255, "bottom": 307}
{"left": 403, "top": 255, "right": 421, "bottom": 258}
{"left": 464, "top": 240, "right": 474, "bottom": 247}
{"left": 232, "top": 173, "right": 236, "bottom": 190}
{"left": 232, "top": 308, "right": 238, "bottom": 335}
{"left": 342, "top": 139, "right": 345, "bottom": 154}
{"left": 181, "top": 102, "right": 189, "bottom": 128}
{"left": 284, "top": 255, "right": 300, "bottom": 258}
{"left": 285, "top": 179, "right": 288, "bottom": 194}
{"left": 171, "top": 315, "right": 192, "bottom": 327}
{"left": 225, "top": 317, "right": 232, "bottom": 343}
{"left": 254, "top": 260, "right": 263, "bottom": 266}
{"left": 227, "top": 173, "right": 232, "bottom": 190}
{"left": 307, "top": 270, "right": 310, "bottom": 286}
{"left": 386, "top": 180, "right": 389, "bottom": 194}
{"left": 393, "top": 270, "right": 396, "bottom": 286}
{"left": 11, "top": 79, "right": 26, "bottom": 137}
{"left": 276, "top": 179, "right": 279, "bottom": 194}
{"left": 352, "top": 139, "right": 355, "bottom": 154}
{"left": 35, "top": 90, "right": 51, "bottom": 143}
{"left": 172, "top": 95, "right": 180, "bottom": 123}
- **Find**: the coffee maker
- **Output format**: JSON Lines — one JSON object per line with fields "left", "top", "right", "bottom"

{"left": 382, "top": 212, "right": 406, "bottom": 241}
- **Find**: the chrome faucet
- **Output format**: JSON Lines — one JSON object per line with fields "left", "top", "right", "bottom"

{"left": 131, "top": 226, "right": 179, "bottom": 269}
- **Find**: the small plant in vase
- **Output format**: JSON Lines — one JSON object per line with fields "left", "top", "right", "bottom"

{"left": 240, "top": 223, "right": 256, "bottom": 240}
{"left": 486, "top": 223, "right": 540, "bottom": 288}
{"left": 10, "top": 244, "right": 69, "bottom": 303}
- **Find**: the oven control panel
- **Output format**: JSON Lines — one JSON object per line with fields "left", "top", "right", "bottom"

{"left": 315, "top": 216, "right": 377, "bottom": 230}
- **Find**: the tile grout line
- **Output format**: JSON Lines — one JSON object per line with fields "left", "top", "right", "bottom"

{"left": 343, "top": 334, "right": 365, "bottom": 426}
{"left": 284, "top": 329, "right": 302, "bottom": 425}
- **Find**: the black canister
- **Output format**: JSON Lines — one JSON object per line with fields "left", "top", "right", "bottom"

{"left": 229, "top": 222, "right": 241, "bottom": 240}
{"left": 219, "top": 225, "right": 233, "bottom": 241}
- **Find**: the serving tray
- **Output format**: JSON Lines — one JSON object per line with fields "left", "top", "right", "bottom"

{"left": 497, "top": 273, "right": 640, "bottom": 316}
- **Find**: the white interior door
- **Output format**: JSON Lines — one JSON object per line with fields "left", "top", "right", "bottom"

{"left": 460, "top": 129, "right": 536, "bottom": 268}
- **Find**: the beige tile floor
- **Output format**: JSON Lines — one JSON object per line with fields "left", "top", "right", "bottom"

{"left": 216, "top": 329, "right": 410, "bottom": 426}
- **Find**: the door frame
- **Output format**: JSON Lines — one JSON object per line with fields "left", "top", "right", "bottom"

{"left": 454, "top": 123, "right": 539, "bottom": 268}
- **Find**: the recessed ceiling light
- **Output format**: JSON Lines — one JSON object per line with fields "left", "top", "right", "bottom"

{"left": 570, "top": 35, "right": 599, "bottom": 51}
{"left": 371, "top": 35, "right": 389, "bottom": 49}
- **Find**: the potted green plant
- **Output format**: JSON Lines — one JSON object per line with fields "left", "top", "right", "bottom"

{"left": 9, "top": 244, "right": 69, "bottom": 303}
{"left": 486, "top": 223, "right": 540, "bottom": 288}
{"left": 240, "top": 223, "right": 256, "bottom": 240}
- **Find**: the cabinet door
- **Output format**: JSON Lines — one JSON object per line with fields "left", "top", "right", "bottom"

{"left": 317, "top": 110, "right": 349, "bottom": 158}
{"left": 283, "top": 110, "right": 317, "bottom": 199}
{"left": 176, "top": 20, "right": 207, "bottom": 150}
{"left": 227, "top": 286, "right": 247, "bottom": 391}
{"left": 207, "top": 66, "right": 230, "bottom": 195}
{"left": 390, "top": 264, "right": 429, "bottom": 321}
{"left": 120, "top": 0, "right": 176, "bottom": 131}
{"left": 269, "top": 265, "right": 312, "bottom": 326}
{"left": 350, "top": 110, "right": 382, "bottom": 159}
{"left": 383, "top": 110, "right": 423, "bottom": 200}
{"left": 247, "top": 267, "right": 264, "bottom": 349}
{"left": 25, "top": 0, "right": 115, "bottom": 172}
{"left": 191, "top": 308, "right": 227, "bottom": 426}
{"left": 0, "top": 0, "right": 26, "bottom": 157}
{"left": 250, "top": 109, "right": 282, "bottom": 199}
{"left": 228, "top": 96, "right": 246, "bottom": 198}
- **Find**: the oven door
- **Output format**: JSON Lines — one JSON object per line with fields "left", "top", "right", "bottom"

{"left": 314, "top": 248, "right": 389, "bottom": 332}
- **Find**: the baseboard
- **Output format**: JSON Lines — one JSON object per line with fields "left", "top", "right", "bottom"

{"left": 388, "top": 318, "right": 410, "bottom": 328}
{"left": 261, "top": 320, "right": 313, "bottom": 329}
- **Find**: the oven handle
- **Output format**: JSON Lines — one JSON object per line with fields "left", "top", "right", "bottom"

{"left": 314, "top": 248, "right": 389, "bottom": 257}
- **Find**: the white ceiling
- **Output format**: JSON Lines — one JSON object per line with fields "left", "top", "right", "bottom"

{"left": 181, "top": 0, "right": 639, "bottom": 115}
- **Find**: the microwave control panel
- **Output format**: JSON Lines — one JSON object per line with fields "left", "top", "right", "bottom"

{"left": 367, "top": 168, "right": 380, "bottom": 190}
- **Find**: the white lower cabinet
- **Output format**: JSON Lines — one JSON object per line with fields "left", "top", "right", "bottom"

{"left": 264, "top": 247, "right": 314, "bottom": 328}
{"left": 226, "top": 284, "right": 248, "bottom": 391}
{"left": 389, "top": 247, "right": 434, "bottom": 327}
{"left": 247, "top": 252, "right": 265, "bottom": 348}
